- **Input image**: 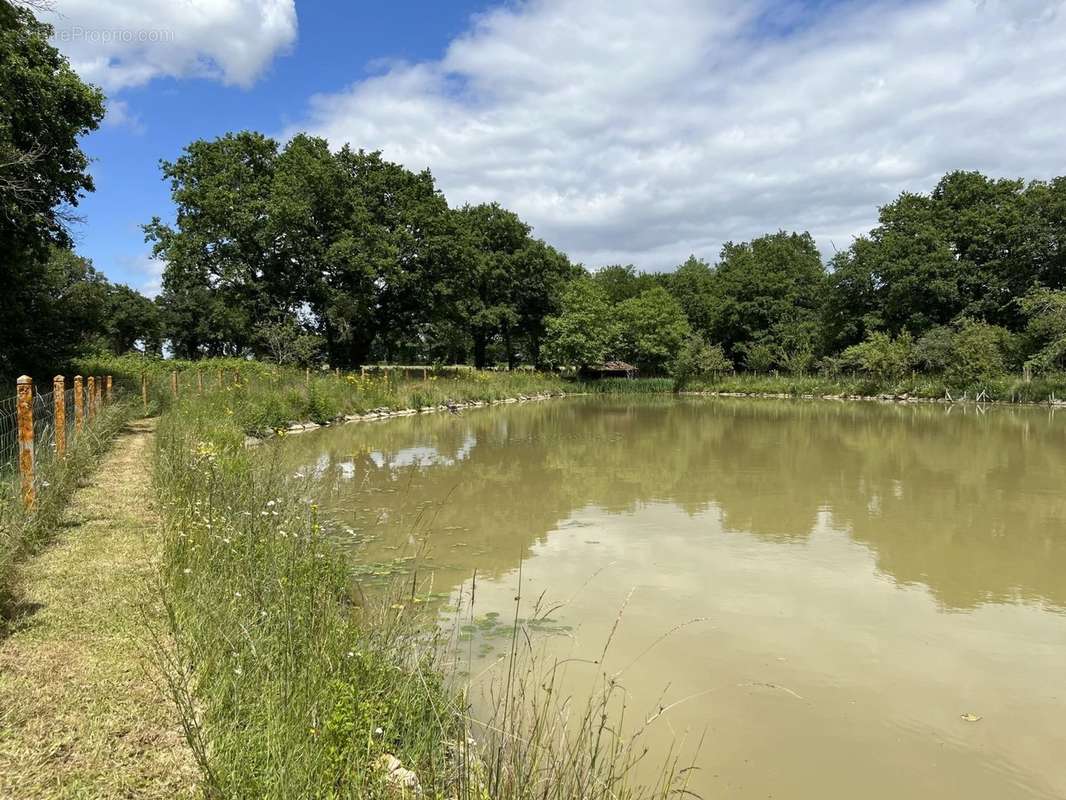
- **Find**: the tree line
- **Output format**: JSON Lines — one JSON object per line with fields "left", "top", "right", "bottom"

{"left": 2, "top": 0, "right": 1065, "bottom": 386}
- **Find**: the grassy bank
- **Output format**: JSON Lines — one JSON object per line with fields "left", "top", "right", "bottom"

{"left": 0, "top": 402, "right": 132, "bottom": 630}
{"left": 151, "top": 370, "right": 686, "bottom": 799}
{"left": 81, "top": 354, "right": 569, "bottom": 434}
{"left": 586, "top": 371, "right": 1066, "bottom": 402}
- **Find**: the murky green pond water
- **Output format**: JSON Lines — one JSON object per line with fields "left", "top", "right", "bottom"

{"left": 282, "top": 396, "right": 1066, "bottom": 799}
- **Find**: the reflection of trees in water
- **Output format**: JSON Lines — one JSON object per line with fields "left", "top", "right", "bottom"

{"left": 282, "top": 399, "right": 1066, "bottom": 612}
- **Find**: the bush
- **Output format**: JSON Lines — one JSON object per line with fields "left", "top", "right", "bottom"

{"left": 740, "top": 342, "right": 776, "bottom": 373}
{"left": 838, "top": 331, "right": 916, "bottom": 383}
{"left": 943, "top": 318, "right": 1011, "bottom": 385}
{"left": 672, "top": 336, "right": 732, "bottom": 391}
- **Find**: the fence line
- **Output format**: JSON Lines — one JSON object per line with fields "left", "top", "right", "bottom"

{"left": 1, "top": 374, "right": 115, "bottom": 509}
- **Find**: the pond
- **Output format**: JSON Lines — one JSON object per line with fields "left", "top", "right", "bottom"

{"left": 281, "top": 396, "right": 1066, "bottom": 800}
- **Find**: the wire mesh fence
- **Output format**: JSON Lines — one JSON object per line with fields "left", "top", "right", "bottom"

{"left": 0, "top": 375, "right": 118, "bottom": 509}
{"left": 0, "top": 394, "right": 18, "bottom": 482}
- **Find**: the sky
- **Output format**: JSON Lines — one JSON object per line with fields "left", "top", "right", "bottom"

{"left": 41, "top": 0, "right": 1066, "bottom": 297}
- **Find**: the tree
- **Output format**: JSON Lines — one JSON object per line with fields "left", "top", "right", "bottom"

{"left": 0, "top": 0, "right": 105, "bottom": 380}
{"left": 507, "top": 239, "right": 579, "bottom": 367}
{"left": 0, "top": 247, "right": 111, "bottom": 378}
{"left": 254, "top": 316, "right": 324, "bottom": 367}
{"left": 0, "top": 1, "right": 103, "bottom": 248}
{"left": 542, "top": 278, "right": 617, "bottom": 369}
{"left": 823, "top": 171, "right": 1066, "bottom": 348}
{"left": 149, "top": 135, "right": 458, "bottom": 365}
{"left": 665, "top": 256, "right": 717, "bottom": 338}
{"left": 1020, "top": 288, "right": 1066, "bottom": 372}
{"left": 451, "top": 203, "right": 533, "bottom": 369}
{"left": 147, "top": 131, "right": 282, "bottom": 357}
{"left": 616, "top": 286, "right": 692, "bottom": 374}
{"left": 592, "top": 264, "right": 658, "bottom": 305}
{"left": 104, "top": 284, "right": 162, "bottom": 354}
{"left": 710, "top": 231, "right": 826, "bottom": 361}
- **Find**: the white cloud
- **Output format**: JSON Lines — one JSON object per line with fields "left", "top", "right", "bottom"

{"left": 118, "top": 252, "right": 165, "bottom": 298}
{"left": 102, "top": 98, "right": 144, "bottom": 133}
{"left": 290, "top": 0, "right": 1066, "bottom": 269}
{"left": 44, "top": 0, "right": 297, "bottom": 91}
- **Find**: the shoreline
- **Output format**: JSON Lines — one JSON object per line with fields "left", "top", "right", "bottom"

{"left": 678, "top": 389, "right": 1066, "bottom": 406}
{"left": 248, "top": 390, "right": 577, "bottom": 442}
{"left": 250, "top": 387, "right": 1066, "bottom": 444}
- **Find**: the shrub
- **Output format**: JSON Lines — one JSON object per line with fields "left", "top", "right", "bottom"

{"left": 943, "top": 318, "right": 1011, "bottom": 385}
{"left": 838, "top": 331, "right": 916, "bottom": 383}
{"left": 672, "top": 336, "right": 732, "bottom": 391}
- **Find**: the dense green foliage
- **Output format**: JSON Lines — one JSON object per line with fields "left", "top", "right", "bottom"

{"left": 0, "top": 1, "right": 112, "bottom": 383}
{"left": 145, "top": 134, "right": 577, "bottom": 368}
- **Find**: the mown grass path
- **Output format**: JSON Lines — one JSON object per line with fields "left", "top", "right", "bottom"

{"left": 0, "top": 419, "right": 195, "bottom": 799}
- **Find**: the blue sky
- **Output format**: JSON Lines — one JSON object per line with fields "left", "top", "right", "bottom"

{"left": 45, "top": 0, "right": 1066, "bottom": 295}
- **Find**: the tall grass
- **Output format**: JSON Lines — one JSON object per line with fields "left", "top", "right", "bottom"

{"left": 0, "top": 402, "right": 131, "bottom": 630}
{"left": 578, "top": 371, "right": 1066, "bottom": 402}
{"left": 151, "top": 374, "right": 688, "bottom": 799}
{"left": 83, "top": 354, "right": 570, "bottom": 434}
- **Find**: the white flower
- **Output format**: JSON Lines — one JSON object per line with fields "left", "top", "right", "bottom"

{"left": 183, "top": 568, "right": 192, "bottom": 574}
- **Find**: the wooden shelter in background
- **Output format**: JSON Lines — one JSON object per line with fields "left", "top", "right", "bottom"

{"left": 580, "top": 360, "right": 638, "bottom": 379}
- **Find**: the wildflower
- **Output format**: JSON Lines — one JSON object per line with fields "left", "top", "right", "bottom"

{"left": 375, "top": 727, "right": 383, "bottom": 735}
{"left": 183, "top": 568, "right": 192, "bottom": 574}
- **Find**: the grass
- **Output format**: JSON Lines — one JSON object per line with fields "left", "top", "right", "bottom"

{"left": 80, "top": 353, "right": 570, "bottom": 435}
{"left": 149, "top": 369, "right": 690, "bottom": 799}
{"left": 0, "top": 401, "right": 133, "bottom": 630}
{"left": 0, "top": 417, "right": 196, "bottom": 799}
{"left": 582, "top": 370, "right": 1066, "bottom": 402}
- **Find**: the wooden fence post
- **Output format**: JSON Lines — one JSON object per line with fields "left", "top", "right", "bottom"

{"left": 106, "top": 375, "right": 112, "bottom": 403}
{"left": 96, "top": 375, "right": 102, "bottom": 412}
{"left": 305, "top": 367, "right": 310, "bottom": 387}
{"left": 141, "top": 371, "right": 148, "bottom": 414}
{"left": 171, "top": 370, "right": 178, "bottom": 399}
{"left": 74, "top": 375, "right": 84, "bottom": 434}
{"left": 197, "top": 369, "right": 204, "bottom": 395}
{"left": 16, "top": 376, "right": 34, "bottom": 509}
{"left": 87, "top": 376, "right": 96, "bottom": 420}
{"left": 54, "top": 375, "right": 66, "bottom": 458}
